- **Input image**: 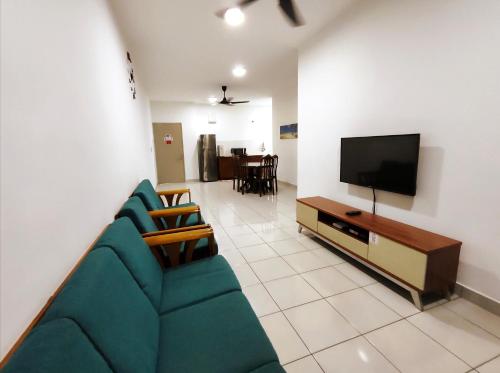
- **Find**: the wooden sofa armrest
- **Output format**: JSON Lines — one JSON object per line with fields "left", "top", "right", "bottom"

{"left": 148, "top": 206, "right": 202, "bottom": 229}
{"left": 141, "top": 224, "right": 211, "bottom": 238}
{"left": 156, "top": 188, "right": 191, "bottom": 206}
{"left": 148, "top": 206, "right": 199, "bottom": 218}
{"left": 144, "top": 228, "right": 216, "bottom": 267}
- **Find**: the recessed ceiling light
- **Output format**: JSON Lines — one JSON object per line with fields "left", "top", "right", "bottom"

{"left": 208, "top": 96, "right": 217, "bottom": 105}
{"left": 224, "top": 7, "right": 245, "bottom": 27}
{"left": 232, "top": 65, "right": 247, "bottom": 78}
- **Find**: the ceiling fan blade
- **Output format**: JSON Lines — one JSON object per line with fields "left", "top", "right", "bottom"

{"left": 215, "top": 0, "right": 259, "bottom": 18}
{"left": 230, "top": 100, "right": 250, "bottom": 104}
{"left": 278, "top": 0, "right": 304, "bottom": 27}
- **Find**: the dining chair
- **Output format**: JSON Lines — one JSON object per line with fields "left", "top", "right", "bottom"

{"left": 231, "top": 155, "right": 240, "bottom": 191}
{"left": 238, "top": 155, "right": 249, "bottom": 195}
{"left": 272, "top": 155, "right": 279, "bottom": 193}
{"left": 258, "top": 155, "right": 274, "bottom": 196}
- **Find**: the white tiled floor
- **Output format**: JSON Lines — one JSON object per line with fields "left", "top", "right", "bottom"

{"left": 159, "top": 180, "right": 500, "bottom": 372}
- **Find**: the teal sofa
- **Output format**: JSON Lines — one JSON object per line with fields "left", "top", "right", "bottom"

{"left": 2, "top": 218, "right": 284, "bottom": 373}
{"left": 116, "top": 196, "right": 216, "bottom": 263}
{"left": 132, "top": 179, "right": 204, "bottom": 229}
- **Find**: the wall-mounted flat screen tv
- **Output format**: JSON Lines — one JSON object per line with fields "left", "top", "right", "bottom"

{"left": 340, "top": 134, "right": 420, "bottom": 196}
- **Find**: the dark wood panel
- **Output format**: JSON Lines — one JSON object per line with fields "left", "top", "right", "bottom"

{"left": 297, "top": 197, "right": 461, "bottom": 254}
{"left": 217, "top": 155, "right": 263, "bottom": 180}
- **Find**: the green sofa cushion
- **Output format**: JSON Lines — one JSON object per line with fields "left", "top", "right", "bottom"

{"left": 160, "top": 264, "right": 241, "bottom": 313}
{"left": 116, "top": 196, "right": 159, "bottom": 233}
{"left": 162, "top": 255, "right": 232, "bottom": 282}
{"left": 249, "top": 362, "right": 285, "bottom": 373}
{"left": 41, "top": 248, "right": 159, "bottom": 373}
{"left": 1, "top": 319, "right": 112, "bottom": 373}
{"left": 132, "top": 179, "right": 165, "bottom": 210}
{"left": 157, "top": 292, "right": 279, "bottom": 373}
{"left": 93, "top": 217, "right": 163, "bottom": 311}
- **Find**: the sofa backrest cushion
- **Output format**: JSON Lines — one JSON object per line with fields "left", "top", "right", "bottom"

{"left": 116, "top": 196, "right": 159, "bottom": 234}
{"left": 132, "top": 179, "right": 164, "bottom": 211}
{"left": 2, "top": 319, "right": 112, "bottom": 373}
{"left": 93, "top": 217, "right": 163, "bottom": 311}
{"left": 40, "top": 247, "right": 159, "bottom": 373}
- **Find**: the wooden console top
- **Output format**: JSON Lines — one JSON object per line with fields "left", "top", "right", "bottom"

{"left": 297, "top": 196, "right": 461, "bottom": 254}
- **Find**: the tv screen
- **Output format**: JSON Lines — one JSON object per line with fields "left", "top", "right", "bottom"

{"left": 340, "top": 134, "right": 420, "bottom": 196}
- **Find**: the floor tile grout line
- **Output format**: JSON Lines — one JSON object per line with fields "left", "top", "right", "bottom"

{"left": 443, "top": 303, "right": 500, "bottom": 342}
{"left": 359, "top": 334, "right": 403, "bottom": 373}
{"left": 405, "top": 316, "right": 486, "bottom": 370}
{"left": 473, "top": 353, "right": 500, "bottom": 370}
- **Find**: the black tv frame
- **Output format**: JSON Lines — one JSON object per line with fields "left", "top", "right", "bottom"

{"left": 340, "top": 133, "right": 420, "bottom": 197}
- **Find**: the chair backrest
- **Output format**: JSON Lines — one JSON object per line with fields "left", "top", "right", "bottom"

{"left": 231, "top": 155, "right": 240, "bottom": 177}
{"left": 238, "top": 154, "right": 248, "bottom": 177}
{"left": 2, "top": 318, "right": 112, "bottom": 373}
{"left": 93, "top": 217, "right": 163, "bottom": 311}
{"left": 272, "top": 155, "right": 278, "bottom": 177}
{"left": 132, "top": 179, "right": 164, "bottom": 211}
{"left": 40, "top": 247, "right": 160, "bottom": 373}
{"left": 261, "top": 154, "right": 273, "bottom": 166}
{"left": 116, "top": 196, "right": 160, "bottom": 233}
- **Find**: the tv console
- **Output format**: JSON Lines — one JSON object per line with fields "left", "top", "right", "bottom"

{"left": 296, "top": 197, "right": 462, "bottom": 310}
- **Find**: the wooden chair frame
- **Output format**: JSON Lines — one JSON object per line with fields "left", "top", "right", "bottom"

{"left": 148, "top": 205, "right": 202, "bottom": 230}
{"left": 143, "top": 227, "right": 217, "bottom": 267}
{"left": 156, "top": 188, "right": 192, "bottom": 207}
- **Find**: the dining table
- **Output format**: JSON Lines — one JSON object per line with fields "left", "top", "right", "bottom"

{"left": 240, "top": 162, "right": 265, "bottom": 194}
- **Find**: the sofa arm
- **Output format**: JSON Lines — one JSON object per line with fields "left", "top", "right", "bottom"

{"left": 148, "top": 206, "right": 202, "bottom": 229}
{"left": 141, "top": 224, "right": 211, "bottom": 238}
{"left": 143, "top": 228, "right": 215, "bottom": 267}
{"left": 157, "top": 188, "right": 191, "bottom": 206}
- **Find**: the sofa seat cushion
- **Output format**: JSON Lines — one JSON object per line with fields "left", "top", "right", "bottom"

{"left": 162, "top": 255, "right": 232, "bottom": 282}
{"left": 160, "top": 264, "right": 241, "bottom": 314}
{"left": 2, "top": 319, "right": 112, "bottom": 373}
{"left": 93, "top": 217, "right": 163, "bottom": 310}
{"left": 157, "top": 292, "right": 279, "bottom": 373}
{"left": 41, "top": 247, "right": 159, "bottom": 373}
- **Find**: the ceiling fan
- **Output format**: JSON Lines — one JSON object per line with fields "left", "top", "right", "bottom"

{"left": 218, "top": 85, "right": 250, "bottom": 106}
{"left": 216, "top": 0, "right": 304, "bottom": 27}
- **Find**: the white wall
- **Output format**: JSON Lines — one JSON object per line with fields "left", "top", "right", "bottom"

{"left": 272, "top": 74, "right": 298, "bottom": 185}
{"left": 0, "top": 0, "right": 156, "bottom": 357}
{"left": 151, "top": 101, "right": 272, "bottom": 180}
{"left": 298, "top": 0, "right": 500, "bottom": 301}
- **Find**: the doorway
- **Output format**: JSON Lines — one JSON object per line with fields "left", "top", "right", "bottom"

{"left": 153, "top": 123, "right": 186, "bottom": 183}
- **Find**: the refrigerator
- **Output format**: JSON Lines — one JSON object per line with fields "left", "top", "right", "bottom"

{"left": 198, "top": 134, "right": 218, "bottom": 181}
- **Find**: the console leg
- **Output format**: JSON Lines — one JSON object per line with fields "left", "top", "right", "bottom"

{"left": 444, "top": 286, "right": 452, "bottom": 301}
{"left": 298, "top": 225, "right": 303, "bottom": 234}
{"left": 410, "top": 289, "right": 423, "bottom": 311}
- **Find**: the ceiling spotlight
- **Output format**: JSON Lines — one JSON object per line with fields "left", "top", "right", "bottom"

{"left": 208, "top": 96, "right": 217, "bottom": 105}
{"left": 224, "top": 7, "right": 245, "bottom": 27}
{"left": 232, "top": 65, "right": 247, "bottom": 78}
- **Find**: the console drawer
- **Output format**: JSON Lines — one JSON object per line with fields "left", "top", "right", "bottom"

{"left": 296, "top": 202, "right": 318, "bottom": 231}
{"left": 368, "top": 234, "right": 427, "bottom": 290}
{"left": 318, "top": 222, "right": 368, "bottom": 258}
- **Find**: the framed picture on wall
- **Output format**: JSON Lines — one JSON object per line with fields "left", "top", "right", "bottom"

{"left": 280, "top": 123, "right": 298, "bottom": 139}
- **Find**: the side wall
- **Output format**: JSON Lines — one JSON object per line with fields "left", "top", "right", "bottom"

{"left": 151, "top": 101, "right": 272, "bottom": 180}
{"left": 0, "top": 0, "right": 156, "bottom": 356}
{"left": 272, "top": 71, "right": 298, "bottom": 185}
{"left": 298, "top": 0, "right": 500, "bottom": 301}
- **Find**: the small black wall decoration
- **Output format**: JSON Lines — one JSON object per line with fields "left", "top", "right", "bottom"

{"left": 127, "top": 51, "right": 136, "bottom": 99}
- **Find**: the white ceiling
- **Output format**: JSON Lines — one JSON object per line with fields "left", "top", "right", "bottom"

{"left": 109, "top": 0, "right": 352, "bottom": 104}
